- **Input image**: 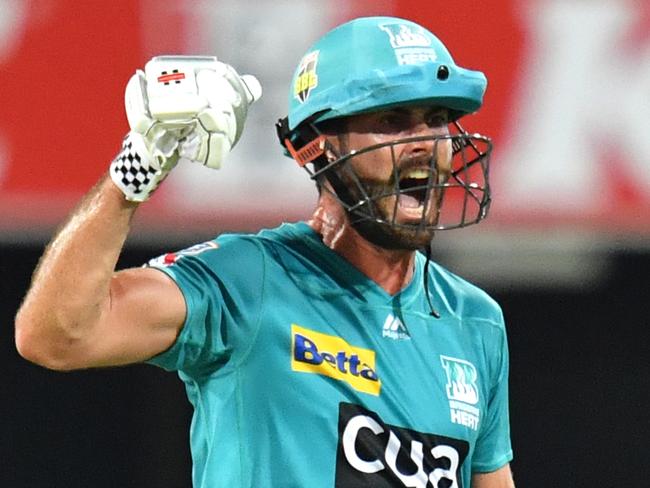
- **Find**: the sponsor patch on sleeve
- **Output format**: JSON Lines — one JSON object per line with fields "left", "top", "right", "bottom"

{"left": 146, "top": 240, "right": 219, "bottom": 267}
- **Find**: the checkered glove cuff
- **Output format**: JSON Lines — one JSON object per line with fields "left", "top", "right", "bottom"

{"left": 110, "top": 132, "right": 168, "bottom": 202}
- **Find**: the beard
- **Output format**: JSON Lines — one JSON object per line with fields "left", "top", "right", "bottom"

{"left": 350, "top": 217, "right": 436, "bottom": 250}
{"left": 315, "top": 129, "right": 490, "bottom": 243}
{"left": 317, "top": 139, "right": 448, "bottom": 251}
{"left": 340, "top": 177, "right": 439, "bottom": 250}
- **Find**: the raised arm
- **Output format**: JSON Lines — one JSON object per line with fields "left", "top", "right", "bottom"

{"left": 15, "top": 176, "right": 186, "bottom": 370}
{"left": 15, "top": 56, "right": 261, "bottom": 371}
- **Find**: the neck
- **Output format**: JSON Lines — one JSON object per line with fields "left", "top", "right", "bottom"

{"left": 308, "top": 197, "right": 416, "bottom": 295}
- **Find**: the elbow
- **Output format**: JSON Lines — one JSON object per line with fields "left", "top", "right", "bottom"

{"left": 15, "top": 332, "right": 80, "bottom": 372}
{"left": 14, "top": 308, "right": 39, "bottom": 363}
{"left": 14, "top": 309, "right": 83, "bottom": 372}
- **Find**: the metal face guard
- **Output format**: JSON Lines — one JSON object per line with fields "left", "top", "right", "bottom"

{"left": 308, "top": 122, "right": 492, "bottom": 232}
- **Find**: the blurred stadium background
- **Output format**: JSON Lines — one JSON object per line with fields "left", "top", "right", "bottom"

{"left": 2, "top": 0, "right": 648, "bottom": 486}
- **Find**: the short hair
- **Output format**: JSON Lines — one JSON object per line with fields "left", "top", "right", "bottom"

{"left": 314, "top": 116, "right": 348, "bottom": 135}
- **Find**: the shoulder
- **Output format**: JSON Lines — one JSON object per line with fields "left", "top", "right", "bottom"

{"left": 420, "top": 253, "right": 504, "bottom": 326}
{"left": 148, "top": 233, "right": 261, "bottom": 270}
{"left": 250, "top": 221, "right": 325, "bottom": 268}
{"left": 254, "top": 221, "right": 315, "bottom": 249}
{"left": 147, "top": 222, "right": 313, "bottom": 274}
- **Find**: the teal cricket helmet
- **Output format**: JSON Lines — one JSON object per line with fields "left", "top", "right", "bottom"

{"left": 286, "top": 16, "right": 487, "bottom": 131}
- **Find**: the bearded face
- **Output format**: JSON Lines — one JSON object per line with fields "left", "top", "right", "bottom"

{"left": 316, "top": 107, "right": 490, "bottom": 250}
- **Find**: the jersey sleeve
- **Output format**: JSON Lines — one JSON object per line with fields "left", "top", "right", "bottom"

{"left": 144, "top": 235, "right": 266, "bottom": 377}
{"left": 471, "top": 313, "right": 514, "bottom": 473}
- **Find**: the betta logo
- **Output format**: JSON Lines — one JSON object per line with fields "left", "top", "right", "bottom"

{"left": 335, "top": 403, "right": 469, "bottom": 487}
{"left": 293, "top": 50, "right": 319, "bottom": 103}
{"left": 291, "top": 324, "right": 381, "bottom": 395}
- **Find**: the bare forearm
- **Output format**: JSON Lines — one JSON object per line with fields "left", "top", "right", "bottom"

{"left": 15, "top": 174, "right": 138, "bottom": 367}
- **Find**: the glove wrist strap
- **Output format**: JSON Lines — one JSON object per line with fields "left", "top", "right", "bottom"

{"left": 110, "top": 132, "right": 167, "bottom": 202}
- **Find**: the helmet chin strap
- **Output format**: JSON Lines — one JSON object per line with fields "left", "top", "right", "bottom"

{"left": 423, "top": 243, "right": 441, "bottom": 319}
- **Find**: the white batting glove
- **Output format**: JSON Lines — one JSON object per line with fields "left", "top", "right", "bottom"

{"left": 110, "top": 55, "right": 262, "bottom": 202}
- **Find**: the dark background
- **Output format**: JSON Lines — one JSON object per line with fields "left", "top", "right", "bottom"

{"left": 3, "top": 241, "right": 648, "bottom": 488}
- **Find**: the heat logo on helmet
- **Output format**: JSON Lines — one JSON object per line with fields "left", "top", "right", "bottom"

{"left": 379, "top": 24, "right": 438, "bottom": 66}
{"left": 291, "top": 324, "right": 381, "bottom": 395}
{"left": 293, "top": 50, "right": 319, "bottom": 103}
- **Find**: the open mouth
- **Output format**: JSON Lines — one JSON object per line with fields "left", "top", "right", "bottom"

{"left": 397, "top": 168, "right": 431, "bottom": 210}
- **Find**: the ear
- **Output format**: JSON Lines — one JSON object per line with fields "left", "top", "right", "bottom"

{"left": 325, "top": 146, "right": 339, "bottom": 163}
{"left": 323, "top": 132, "right": 348, "bottom": 163}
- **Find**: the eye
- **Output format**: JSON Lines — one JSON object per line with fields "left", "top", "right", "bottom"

{"left": 378, "top": 112, "right": 409, "bottom": 132}
{"left": 426, "top": 112, "right": 449, "bottom": 128}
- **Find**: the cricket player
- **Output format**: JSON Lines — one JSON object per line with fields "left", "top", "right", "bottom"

{"left": 16, "top": 16, "right": 515, "bottom": 488}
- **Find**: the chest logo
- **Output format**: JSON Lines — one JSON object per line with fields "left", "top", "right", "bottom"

{"left": 335, "top": 402, "right": 469, "bottom": 487}
{"left": 440, "top": 356, "right": 480, "bottom": 431}
{"left": 291, "top": 324, "right": 381, "bottom": 396}
{"left": 381, "top": 314, "right": 411, "bottom": 341}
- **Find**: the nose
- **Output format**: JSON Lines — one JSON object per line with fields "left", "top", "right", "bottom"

{"left": 406, "top": 119, "right": 436, "bottom": 137}
{"left": 399, "top": 122, "right": 453, "bottom": 179}
{"left": 401, "top": 121, "right": 437, "bottom": 159}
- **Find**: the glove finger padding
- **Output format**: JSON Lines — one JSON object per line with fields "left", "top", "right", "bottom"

{"left": 182, "top": 63, "right": 262, "bottom": 169}
{"left": 113, "top": 55, "right": 262, "bottom": 201}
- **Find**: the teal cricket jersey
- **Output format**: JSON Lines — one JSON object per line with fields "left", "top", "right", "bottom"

{"left": 146, "top": 222, "right": 513, "bottom": 488}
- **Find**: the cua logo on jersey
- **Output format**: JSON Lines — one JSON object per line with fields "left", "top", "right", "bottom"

{"left": 293, "top": 51, "right": 319, "bottom": 103}
{"left": 440, "top": 356, "right": 480, "bottom": 431}
{"left": 335, "top": 403, "right": 469, "bottom": 488}
{"left": 291, "top": 324, "right": 381, "bottom": 395}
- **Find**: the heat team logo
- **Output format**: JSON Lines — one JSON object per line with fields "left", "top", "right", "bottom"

{"left": 440, "top": 356, "right": 480, "bottom": 431}
{"left": 291, "top": 324, "right": 381, "bottom": 395}
{"left": 379, "top": 23, "right": 438, "bottom": 66}
{"left": 335, "top": 403, "right": 469, "bottom": 487}
{"left": 293, "top": 50, "right": 319, "bottom": 103}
